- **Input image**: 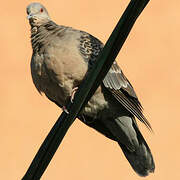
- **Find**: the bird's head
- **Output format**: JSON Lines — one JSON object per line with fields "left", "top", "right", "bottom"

{"left": 26, "top": 2, "right": 50, "bottom": 27}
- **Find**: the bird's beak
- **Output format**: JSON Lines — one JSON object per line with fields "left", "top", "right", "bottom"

{"left": 27, "top": 13, "right": 34, "bottom": 20}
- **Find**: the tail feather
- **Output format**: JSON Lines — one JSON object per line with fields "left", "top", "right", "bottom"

{"left": 79, "top": 115, "right": 155, "bottom": 176}
{"left": 118, "top": 123, "right": 155, "bottom": 176}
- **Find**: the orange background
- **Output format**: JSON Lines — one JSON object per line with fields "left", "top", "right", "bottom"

{"left": 1, "top": 0, "right": 180, "bottom": 179}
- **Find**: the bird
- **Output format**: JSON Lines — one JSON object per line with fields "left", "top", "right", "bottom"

{"left": 26, "top": 2, "right": 155, "bottom": 177}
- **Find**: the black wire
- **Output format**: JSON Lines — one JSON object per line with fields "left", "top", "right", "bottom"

{"left": 22, "top": 0, "right": 150, "bottom": 179}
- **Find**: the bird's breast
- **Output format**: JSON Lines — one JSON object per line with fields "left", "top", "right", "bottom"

{"left": 31, "top": 38, "right": 89, "bottom": 107}
{"left": 30, "top": 30, "right": 108, "bottom": 115}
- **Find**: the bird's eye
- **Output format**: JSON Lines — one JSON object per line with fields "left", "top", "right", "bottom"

{"left": 40, "top": 8, "right": 43, "bottom": 13}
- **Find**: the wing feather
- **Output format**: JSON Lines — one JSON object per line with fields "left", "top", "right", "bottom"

{"left": 79, "top": 31, "right": 152, "bottom": 130}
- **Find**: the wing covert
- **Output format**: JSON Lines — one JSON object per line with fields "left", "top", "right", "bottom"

{"left": 78, "top": 31, "right": 152, "bottom": 130}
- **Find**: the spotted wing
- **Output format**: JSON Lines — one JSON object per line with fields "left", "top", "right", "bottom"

{"left": 79, "top": 31, "right": 152, "bottom": 130}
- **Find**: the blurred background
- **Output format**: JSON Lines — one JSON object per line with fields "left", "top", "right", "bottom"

{"left": 1, "top": 0, "right": 180, "bottom": 179}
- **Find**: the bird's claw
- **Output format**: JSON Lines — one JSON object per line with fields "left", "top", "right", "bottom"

{"left": 71, "top": 87, "right": 78, "bottom": 103}
{"left": 62, "top": 106, "right": 69, "bottom": 114}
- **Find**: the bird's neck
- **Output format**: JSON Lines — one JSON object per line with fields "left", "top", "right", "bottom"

{"left": 30, "top": 21, "right": 66, "bottom": 52}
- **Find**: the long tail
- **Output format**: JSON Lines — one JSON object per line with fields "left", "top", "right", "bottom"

{"left": 118, "top": 122, "right": 155, "bottom": 176}
{"left": 79, "top": 115, "right": 155, "bottom": 176}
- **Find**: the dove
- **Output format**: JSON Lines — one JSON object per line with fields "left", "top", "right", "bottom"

{"left": 26, "top": 2, "right": 155, "bottom": 176}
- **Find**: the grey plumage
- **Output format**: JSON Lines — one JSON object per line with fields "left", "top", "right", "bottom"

{"left": 27, "top": 3, "right": 155, "bottom": 176}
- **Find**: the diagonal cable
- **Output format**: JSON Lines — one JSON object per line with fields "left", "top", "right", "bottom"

{"left": 22, "top": 0, "right": 150, "bottom": 179}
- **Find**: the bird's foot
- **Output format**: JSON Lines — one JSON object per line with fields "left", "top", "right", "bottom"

{"left": 62, "top": 106, "right": 69, "bottom": 114}
{"left": 71, "top": 87, "right": 78, "bottom": 103}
